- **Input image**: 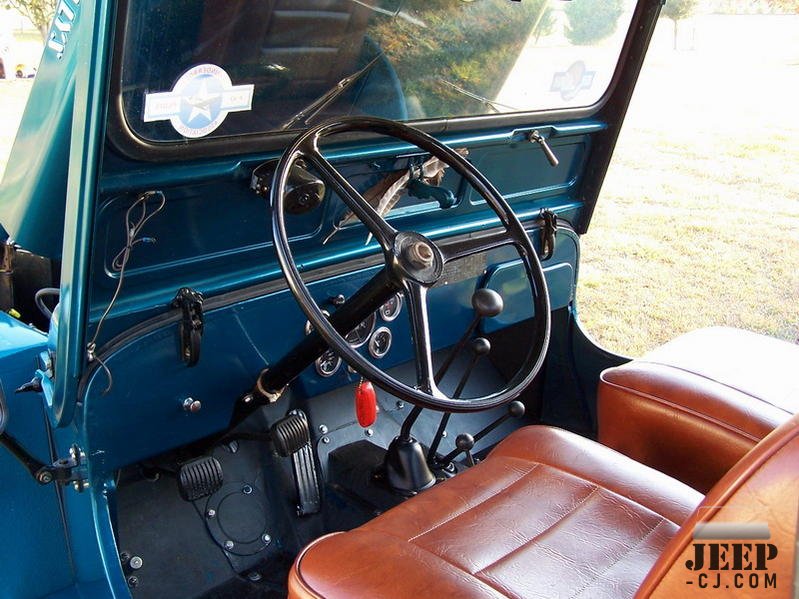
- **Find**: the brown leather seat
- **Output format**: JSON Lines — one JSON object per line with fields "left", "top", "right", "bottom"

{"left": 599, "top": 327, "right": 799, "bottom": 492}
{"left": 289, "top": 415, "right": 799, "bottom": 598}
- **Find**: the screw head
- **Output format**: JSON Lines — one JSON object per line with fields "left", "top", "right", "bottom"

{"left": 321, "top": 436, "right": 330, "bottom": 444}
{"left": 242, "top": 484, "right": 253, "bottom": 495}
{"left": 247, "top": 571, "right": 262, "bottom": 582}
{"left": 442, "top": 431, "right": 448, "bottom": 438}
{"left": 37, "top": 471, "right": 53, "bottom": 484}
{"left": 206, "top": 509, "right": 216, "bottom": 519}
{"left": 365, "top": 428, "right": 374, "bottom": 437}
{"left": 396, "top": 400, "right": 405, "bottom": 409}
{"left": 224, "top": 540, "right": 234, "bottom": 551}
{"left": 318, "top": 424, "right": 328, "bottom": 434}
{"left": 262, "top": 534, "right": 271, "bottom": 544}
{"left": 129, "top": 556, "right": 143, "bottom": 570}
{"left": 127, "top": 576, "right": 139, "bottom": 588}
{"left": 182, "top": 397, "right": 201, "bottom": 413}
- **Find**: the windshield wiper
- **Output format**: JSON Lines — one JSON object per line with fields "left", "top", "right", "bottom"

{"left": 438, "top": 79, "right": 517, "bottom": 114}
{"left": 280, "top": 54, "right": 384, "bottom": 130}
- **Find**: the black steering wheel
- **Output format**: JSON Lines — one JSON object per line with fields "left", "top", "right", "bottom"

{"left": 271, "top": 117, "right": 550, "bottom": 412}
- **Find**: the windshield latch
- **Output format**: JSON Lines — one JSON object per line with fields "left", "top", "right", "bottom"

{"left": 173, "top": 287, "right": 204, "bottom": 367}
{"left": 539, "top": 208, "right": 558, "bottom": 261}
{"left": 529, "top": 130, "right": 560, "bottom": 168}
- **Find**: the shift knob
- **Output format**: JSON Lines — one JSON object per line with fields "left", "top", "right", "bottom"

{"left": 455, "top": 433, "right": 475, "bottom": 452}
{"left": 471, "top": 288, "right": 504, "bottom": 318}
{"left": 508, "top": 400, "right": 525, "bottom": 419}
{"left": 470, "top": 337, "right": 491, "bottom": 357}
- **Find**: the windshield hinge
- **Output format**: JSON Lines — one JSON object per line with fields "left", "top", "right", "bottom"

{"left": 29, "top": 444, "right": 88, "bottom": 491}
{"left": 539, "top": 209, "right": 558, "bottom": 261}
{"left": 172, "top": 287, "right": 204, "bottom": 367}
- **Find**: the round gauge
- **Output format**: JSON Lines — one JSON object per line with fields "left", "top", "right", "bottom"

{"left": 379, "top": 294, "right": 403, "bottom": 322}
{"left": 305, "top": 309, "right": 331, "bottom": 335}
{"left": 345, "top": 312, "right": 377, "bottom": 348}
{"left": 315, "top": 349, "right": 341, "bottom": 377}
{"left": 369, "top": 327, "right": 392, "bottom": 359}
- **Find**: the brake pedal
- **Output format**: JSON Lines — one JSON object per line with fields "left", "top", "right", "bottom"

{"left": 271, "top": 410, "right": 321, "bottom": 516}
{"left": 177, "top": 456, "right": 223, "bottom": 501}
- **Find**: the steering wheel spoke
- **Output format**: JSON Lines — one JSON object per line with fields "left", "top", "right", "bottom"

{"left": 439, "top": 228, "right": 515, "bottom": 264}
{"left": 303, "top": 149, "right": 397, "bottom": 251}
{"left": 403, "top": 282, "right": 442, "bottom": 397}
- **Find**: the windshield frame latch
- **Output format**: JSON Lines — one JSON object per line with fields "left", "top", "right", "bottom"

{"left": 172, "top": 287, "right": 205, "bottom": 367}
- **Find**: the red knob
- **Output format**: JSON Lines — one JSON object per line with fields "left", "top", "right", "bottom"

{"left": 355, "top": 380, "right": 378, "bottom": 427}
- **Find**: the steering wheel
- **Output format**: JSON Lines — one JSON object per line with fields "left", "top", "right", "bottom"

{"left": 270, "top": 117, "right": 550, "bottom": 412}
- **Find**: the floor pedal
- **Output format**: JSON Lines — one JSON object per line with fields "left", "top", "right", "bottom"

{"left": 271, "top": 410, "right": 321, "bottom": 516}
{"left": 177, "top": 456, "right": 223, "bottom": 501}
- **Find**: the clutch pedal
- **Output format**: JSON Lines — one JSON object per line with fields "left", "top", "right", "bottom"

{"left": 271, "top": 410, "right": 321, "bottom": 516}
{"left": 177, "top": 455, "right": 223, "bottom": 501}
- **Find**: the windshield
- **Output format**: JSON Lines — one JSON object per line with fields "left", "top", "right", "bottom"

{"left": 120, "top": 0, "right": 637, "bottom": 143}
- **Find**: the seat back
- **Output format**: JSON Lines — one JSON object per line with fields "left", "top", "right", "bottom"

{"left": 638, "top": 413, "right": 799, "bottom": 596}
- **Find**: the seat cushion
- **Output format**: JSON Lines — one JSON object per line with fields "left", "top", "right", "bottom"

{"left": 599, "top": 327, "right": 799, "bottom": 492}
{"left": 289, "top": 426, "right": 702, "bottom": 599}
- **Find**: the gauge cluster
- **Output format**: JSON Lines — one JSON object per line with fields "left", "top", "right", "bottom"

{"left": 309, "top": 293, "right": 402, "bottom": 377}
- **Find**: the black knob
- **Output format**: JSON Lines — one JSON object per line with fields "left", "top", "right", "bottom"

{"left": 508, "top": 400, "right": 525, "bottom": 419}
{"left": 455, "top": 433, "right": 475, "bottom": 452}
{"left": 471, "top": 288, "right": 504, "bottom": 318}
{"left": 470, "top": 337, "right": 491, "bottom": 356}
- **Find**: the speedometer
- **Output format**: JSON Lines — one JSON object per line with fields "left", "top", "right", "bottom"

{"left": 345, "top": 313, "right": 377, "bottom": 348}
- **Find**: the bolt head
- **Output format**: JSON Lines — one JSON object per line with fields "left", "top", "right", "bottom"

{"left": 262, "top": 534, "right": 271, "bottom": 544}
{"left": 183, "top": 397, "right": 201, "bottom": 413}
{"left": 318, "top": 424, "right": 328, "bottom": 434}
{"left": 365, "top": 428, "right": 374, "bottom": 437}
{"left": 321, "top": 436, "right": 330, "bottom": 444}
{"left": 129, "top": 556, "right": 143, "bottom": 570}
{"left": 37, "top": 472, "right": 53, "bottom": 484}
{"left": 442, "top": 431, "right": 448, "bottom": 438}
{"left": 206, "top": 509, "right": 216, "bottom": 519}
{"left": 242, "top": 484, "right": 253, "bottom": 495}
{"left": 224, "top": 540, "right": 234, "bottom": 551}
{"left": 396, "top": 400, "right": 405, "bottom": 409}
{"left": 127, "top": 576, "right": 139, "bottom": 588}
{"left": 247, "top": 572, "right": 262, "bottom": 582}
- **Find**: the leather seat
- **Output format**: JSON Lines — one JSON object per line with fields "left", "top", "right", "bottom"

{"left": 290, "top": 426, "right": 704, "bottom": 598}
{"left": 599, "top": 327, "right": 799, "bottom": 492}
{"left": 290, "top": 415, "right": 799, "bottom": 598}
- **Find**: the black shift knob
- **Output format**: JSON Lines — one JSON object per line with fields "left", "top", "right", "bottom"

{"left": 455, "top": 433, "right": 475, "bottom": 452}
{"left": 471, "top": 288, "right": 504, "bottom": 318}
{"left": 470, "top": 337, "right": 491, "bottom": 356}
{"left": 508, "top": 400, "right": 525, "bottom": 419}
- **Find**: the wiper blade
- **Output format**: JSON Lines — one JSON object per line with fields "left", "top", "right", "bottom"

{"left": 280, "top": 54, "right": 384, "bottom": 130}
{"left": 438, "top": 79, "right": 517, "bottom": 114}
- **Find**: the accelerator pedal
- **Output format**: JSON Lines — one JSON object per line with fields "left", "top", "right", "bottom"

{"left": 177, "top": 455, "right": 224, "bottom": 501}
{"left": 270, "top": 410, "right": 321, "bottom": 516}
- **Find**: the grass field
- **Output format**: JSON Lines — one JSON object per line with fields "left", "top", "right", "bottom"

{"left": 0, "top": 15, "right": 796, "bottom": 357}
{"left": 576, "top": 14, "right": 799, "bottom": 355}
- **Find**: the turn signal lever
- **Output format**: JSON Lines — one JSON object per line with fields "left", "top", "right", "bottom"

{"left": 441, "top": 400, "right": 526, "bottom": 466}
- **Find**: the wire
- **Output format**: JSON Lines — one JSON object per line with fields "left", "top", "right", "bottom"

{"left": 34, "top": 287, "right": 60, "bottom": 320}
{"left": 86, "top": 191, "right": 166, "bottom": 395}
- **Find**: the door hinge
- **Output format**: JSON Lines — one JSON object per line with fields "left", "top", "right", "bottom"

{"left": 539, "top": 209, "right": 558, "bottom": 261}
{"left": 172, "top": 287, "right": 204, "bottom": 367}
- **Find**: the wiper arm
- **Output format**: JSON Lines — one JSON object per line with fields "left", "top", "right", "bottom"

{"left": 280, "top": 54, "right": 384, "bottom": 130}
{"left": 438, "top": 79, "right": 517, "bottom": 114}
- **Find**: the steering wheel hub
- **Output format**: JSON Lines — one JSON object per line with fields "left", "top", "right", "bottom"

{"left": 393, "top": 232, "right": 443, "bottom": 286}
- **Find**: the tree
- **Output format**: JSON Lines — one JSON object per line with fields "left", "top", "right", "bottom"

{"left": 564, "top": 0, "right": 625, "bottom": 46}
{"left": 4, "top": 0, "right": 57, "bottom": 42}
{"left": 661, "top": 0, "right": 698, "bottom": 50}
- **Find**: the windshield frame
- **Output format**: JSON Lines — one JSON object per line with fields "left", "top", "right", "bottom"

{"left": 106, "top": 0, "right": 649, "bottom": 162}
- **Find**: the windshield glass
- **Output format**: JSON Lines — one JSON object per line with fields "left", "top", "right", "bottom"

{"left": 120, "top": 0, "right": 637, "bottom": 143}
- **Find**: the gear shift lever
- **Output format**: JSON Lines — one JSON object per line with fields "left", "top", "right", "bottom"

{"left": 441, "top": 400, "right": 526, "bottom": 466}
{"left": 435, "top": 288, "right": 503, "bottom": 384}
{"left": 427, "top": 338, "right": 491, "bottom": 464}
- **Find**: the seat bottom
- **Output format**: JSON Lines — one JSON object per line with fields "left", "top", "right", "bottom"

{"left": 289, "top": 426, "right": 703, "bottom": 599}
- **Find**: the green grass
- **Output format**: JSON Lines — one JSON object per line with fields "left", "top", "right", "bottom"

{"left": 576, "top": 15, "right": 799, "bottom": 356}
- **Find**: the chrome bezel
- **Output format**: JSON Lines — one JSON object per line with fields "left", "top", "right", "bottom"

{"left": 305, "top": 309, "right": 331, "bottom": 336}
{"left": 379, "top": 294, "right": 403, "bottom": 322}
{"left": 315, "top": 350, "right": 342, "bottom": 377}
{"left": 345, "top": 312, "right": 377, "bottom": 348}
{"left": 368, "top": 327, "right": 393, "bottom": 359}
